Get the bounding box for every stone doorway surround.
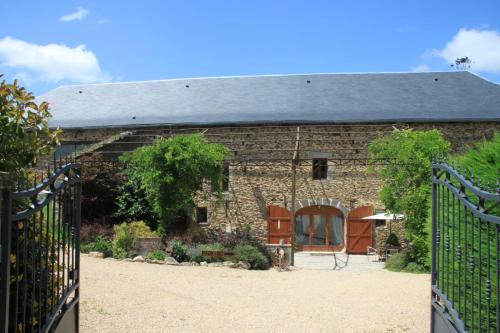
[292,198,349,215]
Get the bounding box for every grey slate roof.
[38,71,500,128]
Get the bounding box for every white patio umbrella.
[362,212,405,234]
[361,213,405,220]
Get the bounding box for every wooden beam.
[290,126,300,266]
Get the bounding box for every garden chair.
[366,246,377,261]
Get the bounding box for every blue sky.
[0,0,499,95]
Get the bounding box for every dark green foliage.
[80,157,121,225]
[0,76,60,174]
[231,245,270,270]
[115,174,158,229]
[119,134,229,233]
[147,249,167,261]
[170,240,189,262]
[385,232,400,247]
[369,129,450,268]
[81,235,112,257]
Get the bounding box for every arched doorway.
[295,205,344,251]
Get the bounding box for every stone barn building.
[38,71,500,255]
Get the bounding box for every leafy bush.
[385,250,429,273]
[385,251,408,272]
[128,220,156,237]
[385,232,400,247]
[147,249,167,261]
[170,240,189,262]
[81,236,112,257]
[232,245,270,270]
[0,76,60,174]
[112,221,156,259]
[115,174,158,230]
[404,262,428,273]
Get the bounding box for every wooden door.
[295,205,344,251]
[346,205,374,254]
[267,205,292,244]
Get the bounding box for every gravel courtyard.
[80,255,430,333]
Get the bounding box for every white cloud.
[411,64,432,72]
[0,36,109,84]
[60,7,89,22]
[426,28,500,73]
[97,17,110,25]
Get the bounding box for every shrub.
[0,75,60,174]
[81,235,112,257]
[404,262,428,273]
[115,174,158,230]
[232,245,270,270]
[112,221,156,259]
[385,232,400,247]
[170,240,189,262]
[205,226,272,264]
[128,220,156,237]
[147,249,167,261]
[385,251,408,272]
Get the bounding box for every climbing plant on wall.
[119,134,229,233]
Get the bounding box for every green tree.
[119,134,229,232]
[369,129,450,268]
[0,76,60,174]
[453,131,499,215]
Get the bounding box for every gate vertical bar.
[0,175,12,333]
[430,165,437,332]
[74,167,82,333]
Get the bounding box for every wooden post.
[290,127,300,266]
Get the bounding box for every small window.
[196,207,208,224]
[375,220,386,228]
[312,158,328,180]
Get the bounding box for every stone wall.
[67,121,499,250]
[134,237,163,256]
[374,220,407,255]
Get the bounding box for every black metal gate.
[0,162,82,333]
[431,162,499,332]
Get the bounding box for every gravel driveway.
[80,255,430,333]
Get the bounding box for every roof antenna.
[450,57,472,71]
